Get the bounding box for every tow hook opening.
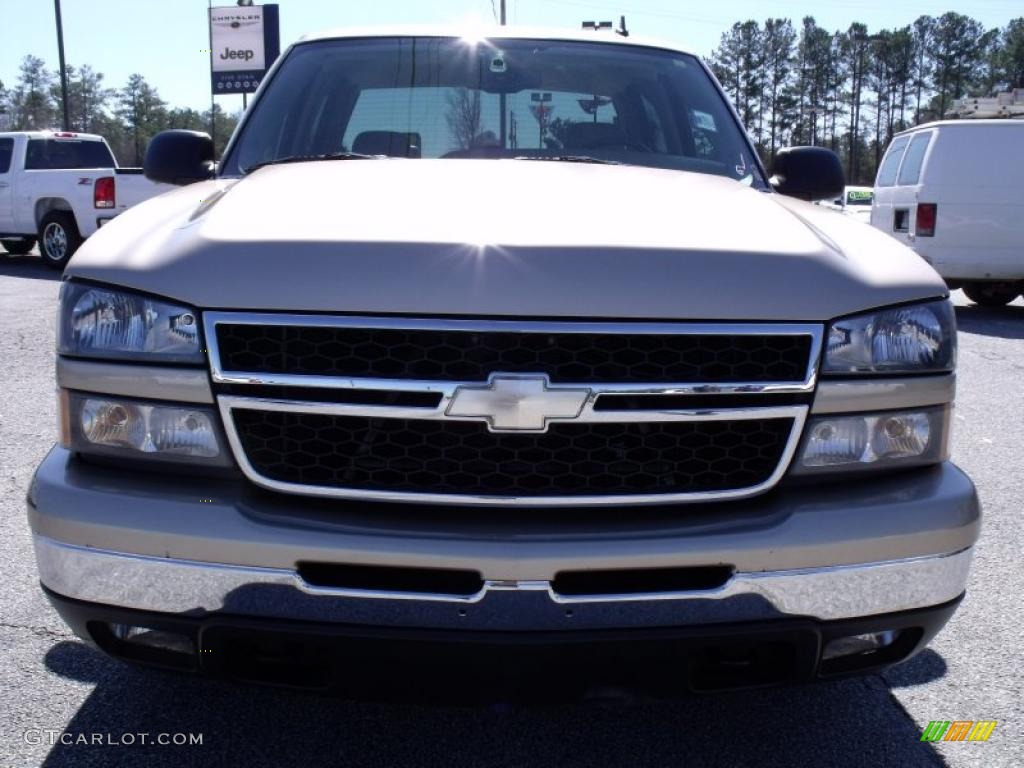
[91,622,198,671]
[819,628,922,676]
[212,634,333,690]
[688,640,803,691]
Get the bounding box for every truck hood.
[68,159,946,321]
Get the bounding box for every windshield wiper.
[513,155,620,165]
[243,151,377,174]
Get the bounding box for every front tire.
[1,238,36,255]
[38,212,82,270]
[963,283,1020,308]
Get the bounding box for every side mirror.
[144,130,215,185]
[770,146,844,202]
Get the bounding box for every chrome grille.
[215,322,813,383]
[232,410,795,497]
[206,313,821,507]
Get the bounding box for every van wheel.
[963,283,1019,308]
[1,238,36,255]
[38,212,82,270]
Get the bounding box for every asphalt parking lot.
[1,251,1021,768]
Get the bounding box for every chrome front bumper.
[29,447,980,633]
[34,535,973,632]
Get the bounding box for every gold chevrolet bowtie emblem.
[446,375,590,432]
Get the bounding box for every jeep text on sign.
[210,6,265,71]
[208,4,280,95]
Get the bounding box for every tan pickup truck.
[29,26,978,693]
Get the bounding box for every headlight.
[58,282,202,363]
[791,406,950,475]
[60,392,231,467]
[823,300,955,375]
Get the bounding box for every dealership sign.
[209,4,280,94]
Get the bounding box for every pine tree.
[842,24,872,181]
[887,27,915,134]
[72,66,112,133]
[929,13,988,118]
[166,107,207,132]
[762,18,797,158]
[10,55,56,130]
[0,78,8,130]
[736,21,764,149]
[711,22,764,148]
[825,32,848,155]
[49,64,77,130]
[867,32,892,171]
[1000,18,1024,88]
[710,24,746,111]
[911,17,934,123]
[203,103,240,158]
[116,74,167,165]
[793,19,833,147]
[791,18,813,145]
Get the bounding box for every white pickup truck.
[0,131,172,268]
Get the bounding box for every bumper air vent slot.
[298,562,484,597]
[552,565,734,597]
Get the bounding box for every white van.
[871,120,1024,306]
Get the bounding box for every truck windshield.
[223,36,764,186]
[25,139,116,170]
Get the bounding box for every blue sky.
[1,0,1020,111]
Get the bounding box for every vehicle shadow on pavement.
[955,305,1024,340]
[0,254,61,281]
[41,640,950,768]
[884,648,947,689]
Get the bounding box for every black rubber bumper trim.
[42,585,963,694]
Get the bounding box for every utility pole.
[238,0,252,112]
[208,0,216,149]
[53,0,70,130]
[499,0,507,147]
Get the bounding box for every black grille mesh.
[215,324,812,383]
[233,410,794,498]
